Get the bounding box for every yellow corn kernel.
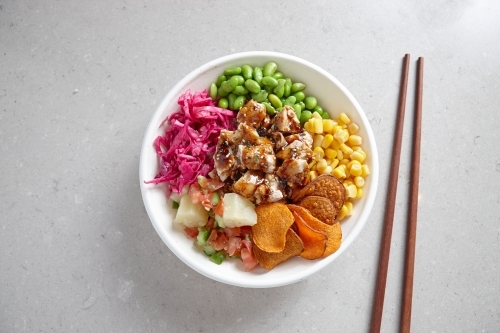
[333,166,346,179]
[345,166,350,178]
[345,202,353,216]
[340,158,350,166]
[350,145,362,151]
[346,184,357,198]
[339,112,351,124]
[313,134,324,148]
[337,149,344,160]
[350,163,362,177]
[343,179,353,186]
[355,187,364,199]
[313,146,325,159]
[347,160,361,170]
[340,143,354,155]
[361,164,371,177]
[316,159,328,173]
[304,121,313,133]
[309,170,318,181]
[308,160,317,169]
[334,129,349,144]
[337,204,348,221]
[330,158,340,169]
[348,122,359,134]
[332,125,343,134]
[325,148,337,159]
[322,119,335,133]
[321,134,334,148]
[354,176,365,188]
[312,111,322,120]
[348,135,363,146]
[329,139,340,150]
[350,151,365,163]
[314,118,323,133]
[320,166,332,175]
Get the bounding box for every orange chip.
[292,174,346,213]
[288,205,342,258]
[252,203,295,253]
[290,209,327,260]
[253,228,304,270]
[299,196,337,225]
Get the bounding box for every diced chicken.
[271,105,302,134]
[275,140,313,161]
[214,130,237,182]
[285,131,313,147]
[271,132,287,151]
[276,158,309,186]
[237,139,276,173]
[232,170,265,200]
[254,173,285,204]
[237,100,267,128]
[232,123,260,145]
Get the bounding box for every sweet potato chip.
[288,205,342,258]
[252,203,295,253]
[299,196,337,225]
[290,209,327,260]
[253,228,304,270]
[291,174,346,213]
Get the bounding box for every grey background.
[1,1,499,332]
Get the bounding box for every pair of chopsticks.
[370,54,424,333]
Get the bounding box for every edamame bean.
[231,75,245,85]
[218,85,229,97]
[304,96,318,110]
[300,110,312,124]
[291,82,306,93]
[292,104,302,119]
[313,105,323,113]
[284,78,292,97]
[242,65,253,80]
[228,93,237,110]
[251,90,268,103]
[268,94,282,109]
[233,85,249,96]
[224,67,242,76]
[262,102,276,116]
[320,110,330,119]
[284,96,297,106]
[274,79,286,98]
[233,96,246,110]
[261,76,278,87]
[216,75,227,87]
[221,76,238,92]
[299,101,305,110]
[272,72,283,79]
[210,83,218,100]
[218,98,229,109]
[253,67,263,84]
[293,91,305,102]
[263,61,278,77]
[244,79,261,94]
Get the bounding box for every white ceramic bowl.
[139,51,379,288]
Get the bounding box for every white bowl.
[139,51,379,288]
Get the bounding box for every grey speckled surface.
[1,1,500,332]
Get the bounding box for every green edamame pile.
[209,61,330,126]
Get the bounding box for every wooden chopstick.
[400,57,424,333]
[369,54,411,333]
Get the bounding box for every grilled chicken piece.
[237,138,276,173]
[275,140,313,161]
[276,158,309,186]
[272,106,302,134]
[214,130,237,181]
[284,131,313,147]
[232,170,265,200]
[232,123,260,145]
[237,100,267,128]
[271,132,287,151]
[254,173,285,204]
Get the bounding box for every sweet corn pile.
[304,112,370,221]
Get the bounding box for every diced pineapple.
[173,195,209,228]
[222,193,257,227]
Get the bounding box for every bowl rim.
[139,51,379,288]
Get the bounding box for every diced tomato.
[183,227,199,238]
[213,200,224,217]
[188,182,213,209]
[226,236,242,256]
[205,217,215,229]
[207,229,218,244]
[241,247,258,271]
[210,232,229,251]
[223,227,241,237]
[240,226,252,237]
